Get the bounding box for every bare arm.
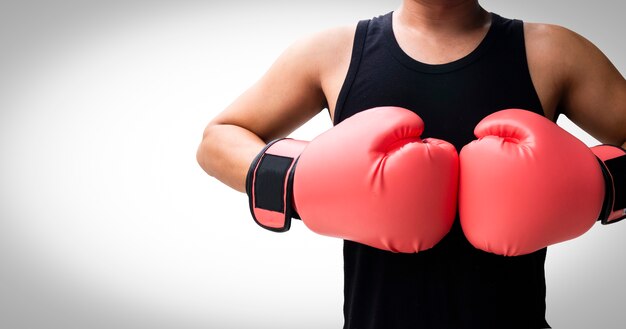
[529,24,626,148]
[196,27,355,192]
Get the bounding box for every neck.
[396,0,488,33]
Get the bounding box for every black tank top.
[335,12,551,329]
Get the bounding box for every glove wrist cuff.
[593,144,626,224]
[246,138,307,232]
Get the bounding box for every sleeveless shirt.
[335,12,551,329]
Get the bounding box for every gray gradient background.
[1,0,625,328]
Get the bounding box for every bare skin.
[196,0,626,193]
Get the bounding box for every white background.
[1,1,625,328]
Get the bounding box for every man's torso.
[316,12,555,329]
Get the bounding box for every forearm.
[196,124,265,193]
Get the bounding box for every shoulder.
[523,22,582,44]
[522,22,607,112]
[524,23,582,63]
[280,25,357,78]
[523,21,626,145]
[269,24,357,113]
[523,22,604,75]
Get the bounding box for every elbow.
[195,120,264,192]
[196,123,219,177]
[195,145,212,177]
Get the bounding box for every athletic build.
[197,1,626,328]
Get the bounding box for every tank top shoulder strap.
[493,15,545,117]
[334,18,371,126]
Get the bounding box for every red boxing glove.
[247,107,459,253]
[459,109,625,256]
